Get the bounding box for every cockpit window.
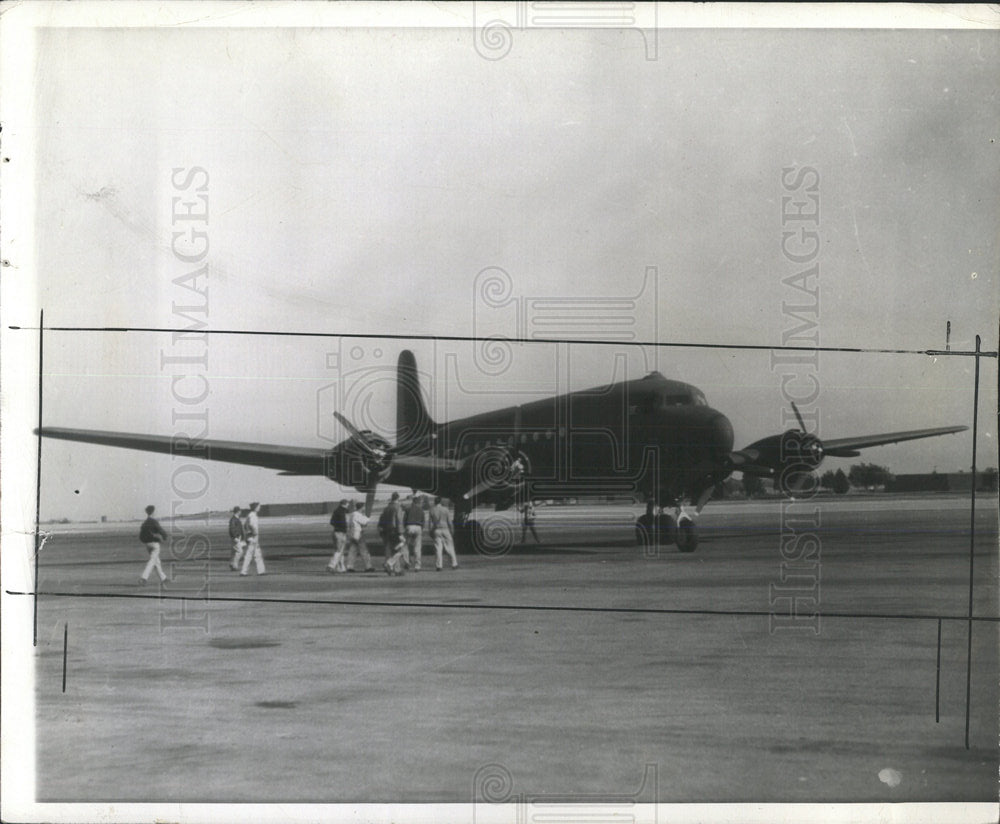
[633,387,707,411]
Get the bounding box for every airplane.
[37,349,967,553]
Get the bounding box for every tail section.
[396,350,435,454]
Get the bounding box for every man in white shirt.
[239,501,266,576]
[429,496,458,571]
[345,500,374,572]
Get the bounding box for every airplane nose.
[711,412,734,457]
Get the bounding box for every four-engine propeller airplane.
[38,349,967,553]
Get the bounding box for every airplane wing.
[36,427,330,475]
[36,426,470,495]
[820,425,968,457]
[730,424,968,475]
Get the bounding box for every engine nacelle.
[742,429,825,473]
[327,431,394,490]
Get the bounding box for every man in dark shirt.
[378,492,406,574]
[327,499,349,573]
[403,495,428,571]
[228,506,246,571]
[139,504,169,585]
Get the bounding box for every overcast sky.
[14,24,999,520]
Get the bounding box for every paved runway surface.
[30,495,998,802]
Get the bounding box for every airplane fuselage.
[399,371,734,509]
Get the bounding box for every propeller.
[462,447,529,501]
[333,412,393,515]
[790,400,807,433]
[790,401,824,466]
[729,402,825,492]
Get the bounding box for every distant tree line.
[735,463,895,498]
[820,468,851,494]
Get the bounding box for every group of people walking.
[328,492,458,576]
[228,502,265,576]
[325,499,374,573]
[138,492,540,585]
[138,502,266,585]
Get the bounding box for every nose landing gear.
[675,507,698,553]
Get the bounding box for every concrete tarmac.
[30,495,998,802]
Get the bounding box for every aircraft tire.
[676,519,698,552]
[656,514,677,546]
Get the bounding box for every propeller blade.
[333,412,378,457]
[365,487,376,517]
[463,478,492,500]
[333,411,363,439]
[791,401,807,433]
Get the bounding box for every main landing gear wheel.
[657,513,677,546]
[676,518,698,553]
[635,513,679,550]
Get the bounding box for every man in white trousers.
[138,504,169,585]
[240,501,266,576]
[429,496,458,571]
[345,500,374,572]
[402,495,428,572]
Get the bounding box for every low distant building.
[258,501,335,517]
[885,471,997,493]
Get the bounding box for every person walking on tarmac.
[429,496,458,571]
[327,499,349,573]
[138,505,169,585]
[403,495,428,572]
[228,506,246,571]
[379,492,406,574]
[345,500,374,572]
[239,502,266,576]
[521,500,541,544]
